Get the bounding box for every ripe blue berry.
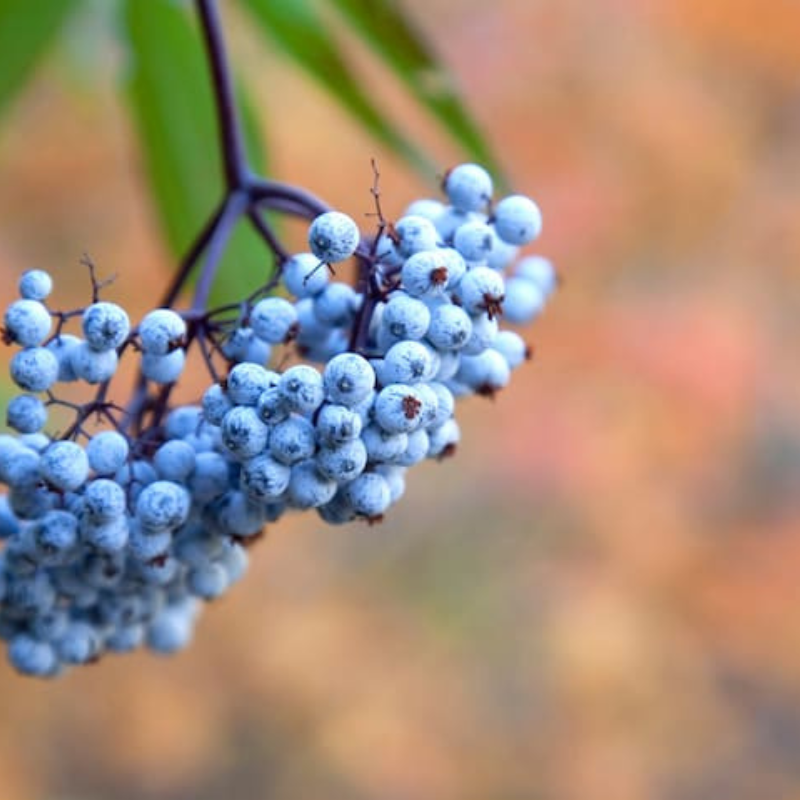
[308,211,360,263]
[426,303,473,351]
[40,441,89,492]
[135,480,190,532]
[453,221,495,262]
[443,163,493,212]
[502,277,545,324]
[344,472,392,518]
[374,384,424,434]
[278,364,325,415]
[323,353,376,406]
[10,347,59,392]
[221,406,269,460]
[282,252,330,297]
[227,363,273,406]
[18,269,53,301]
[86,431,129,475]
[4,299,52,347]
[6,394,47,433]
[394,215,439,257]
[82,302,131,350]
[250,297,298,344]
[381,293,431,341]
[269,414,316,465]
[515,255,557,297]
[69,341,118,384]
[141,349,186,384]
[138,308,186,354]
[493,194,542,245]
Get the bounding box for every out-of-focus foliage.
[0,0,492,290]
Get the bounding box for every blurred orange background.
[1,1,800,798]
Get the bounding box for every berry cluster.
[0,164,556,677]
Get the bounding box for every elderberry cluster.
[0,163,556,677]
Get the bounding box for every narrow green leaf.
[0,0,82,119]
[238,0,436,176]
[123,0,270,305]
[327,0,506,184]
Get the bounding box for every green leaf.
[238,0,436,176]
[123,0,269,305]
[0,0,82,119]
[327,0,506,185]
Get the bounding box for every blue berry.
[227,363,273,406]
[221,406,269,460]
[86,431,129,475]
[241,453,291,500]
[69,341,118,384]
[147,606,195,654]
[374,384,424,434]
[426,303,473,351]
[8,634,58,677]
[308,211,360,263]
[344,472,391,518]
[135,480,190,532]
[141,349,185,384]
[255,385,290,426]
[401,251,450,298]
[188,452,230,503]
[138,308,186,354]
[250,297,298,343]
[154,440,196,482]
[4,299,51,347]
[187,563,228,599]
[40,441,89,492]
[82,478,127,521]
[269,414,316,465]
[33,509,79,564]
[458,349,512,393]
[453,221,495,262]
[381,293,431,341]
[57,621,101,664]
[10,346,59,392]
[502,277,545,324]
[315,403,362,445]
[18,269,53,301]
[82,302,131,350]
[165,406,204,439]
[455,266,505,318]
[492,331,530,369]
[315,438,368,483]
[282,252,330,297]
[202,383,233,425]
[6,394,47,433]
[443,163,493,212]
[461,313,498,356]
[394,215,439,257]
[515,255,557,297]
[279,364,325,415]
[222,326,272,365]
[313,282,359,327]
[381,340,436,384]
[46,334,81,382]
[361,424,408,463]
[404,198,445,221]
[286,460,336,509]
[323,353,375,406]
[493,194,542,245]
[427,418,460,458]
[81,516,129,552]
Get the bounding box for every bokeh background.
[2,1,800,798]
